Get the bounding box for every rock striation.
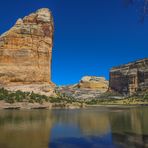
[56,76,109,99]
[0,8,54,85]
[78,76,108,90]
[109,58,148,95]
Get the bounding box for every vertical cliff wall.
[0,8,54,84]
[109,58,148,95]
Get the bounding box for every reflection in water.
[0,107,147,148]
[0,110,54,148]
[111,108,148,148]
[49,110,114,148]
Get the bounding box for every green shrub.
[29,99,34,103]
[0,88,86,105]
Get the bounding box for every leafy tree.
[124,0,148,22]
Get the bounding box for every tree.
[124,0,148,22]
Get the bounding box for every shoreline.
[0,100,84,110]
[86,104,148,108]
[0,100,148,110]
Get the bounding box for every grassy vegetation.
[85,91,148,105]
[54,90,148,105]
[0,88,83,106]
[0,88,51,104]
[86,98,117,105]
[0,87,147,106]
[54,91,84,107]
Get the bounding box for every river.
[0,106,147,148]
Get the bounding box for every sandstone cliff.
[0,8,54,85]
[109,58,148,95]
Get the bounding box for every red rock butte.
[0,8,54,85]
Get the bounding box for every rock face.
[0,8,54,85]
[56,76,109,99]
[78,76,108,90]
[109,58,148,95]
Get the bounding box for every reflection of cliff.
[0,111,54,148]
[110,107,148,147]
[131,109,143,134]
[78,111,110,135]
[110,107,148,135]
[52,109,111,136]
[0,108,147,148]
[0,109,112,148]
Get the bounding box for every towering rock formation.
[0,8,54,85]
[109,58,148,95]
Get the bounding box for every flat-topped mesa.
[0,8,54,85]
[109,58,148,95]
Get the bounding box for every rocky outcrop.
[0,8,54,85]
[109,58,148,95]
[56,76,109,99]
[78,76,108,90]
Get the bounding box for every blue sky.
[0,0,147,85]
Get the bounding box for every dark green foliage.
[86,99,97,105]
[30,92,49,104]
[0,88,82,105]
[28,99,34,103]
[0,87,147,105]
[49,97,62,103]
[129,90,148,101]
[0,88,50,104]
[0,88,9,100]
[143,92,148,100]
[54,91,76,103]
[99,91,123,99]
[5,97,15,104]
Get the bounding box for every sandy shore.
[0,100,83,110]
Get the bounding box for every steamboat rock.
[0,8,54,85]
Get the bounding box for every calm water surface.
[0,106,148,148]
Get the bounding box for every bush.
[86,99,98,105]
[0,88,86,105]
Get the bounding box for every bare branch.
[123,0,148,22]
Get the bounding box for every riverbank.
[0,88,147,110]
[0,100,84,110]
[85,98,148,106]
[0,88,84,109]
[0,99,147,110]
